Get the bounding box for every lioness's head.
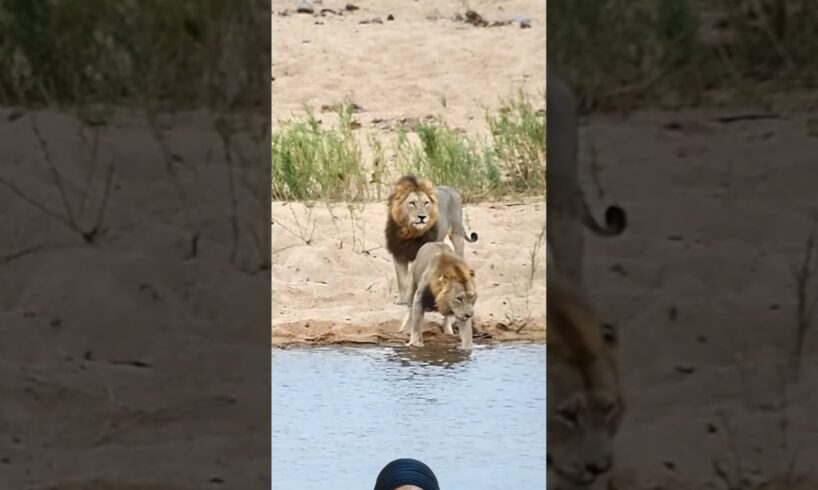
[547,272,624,490]
[388,175,439,238]
[431,254,476,321]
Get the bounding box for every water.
[272,343,546,490]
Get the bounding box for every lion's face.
[444,279,477,321]
[547,272,624,490]
[547,336,623,490]
[400,191,436,231]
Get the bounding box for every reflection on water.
[272,343,546,490]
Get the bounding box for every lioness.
[547,67,627,286]
[399,242,477,350]
[386,175,478,305]
[547,264,624,490]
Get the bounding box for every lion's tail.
[459,225,478,243]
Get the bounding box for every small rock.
[673,365,696,374]
[463,10,487,27]
[387,14,395,21]
[345,3,359,11]
[513,15,532,29]
[296,1,314,14]
[359,17,383,24]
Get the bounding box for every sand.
[271,199,546,347]
[580,108,818,489]
[0,109,270,488]
[271,0,547,349]
[271,0,546,134]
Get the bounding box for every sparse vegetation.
[549,0,818,109]
[271,95,545,203]
[487,91,546,193]
[0,0,267,109]
[395,119,502,200]
[271,106,368,202]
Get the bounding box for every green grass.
[271,105,368,202]
[549,0,818,109]
[395,118,502,201]
[272,95,545,203]
[487,91,545,193]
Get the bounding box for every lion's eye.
[409,201,416,207]
[454,296,463,303]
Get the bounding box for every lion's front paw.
[407,337,424,348]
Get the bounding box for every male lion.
[547,264,625,490]
[399,242,477,350]
[547,67,627,286]
[385,175,477,305]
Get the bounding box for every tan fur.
[547,267,624,490]
[388,176,439,240]
[385,175,478,305]
[429,253,475,315]
[400,242,477,350]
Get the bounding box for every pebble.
[513,15,532,29]
[359,17,383,25]
[296,1,314,14]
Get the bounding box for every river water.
[272,343,546,489]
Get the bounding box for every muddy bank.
[271,317,545,347]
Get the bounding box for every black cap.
[373,458,441,490]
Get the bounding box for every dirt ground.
[271,200,546,347]
[581,108,818,489]
[0,106,270,488]
[271,0,545,133]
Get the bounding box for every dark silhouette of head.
[374,458,441,490]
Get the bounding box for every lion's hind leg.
[399,308,411,333]
[449,231,466,258]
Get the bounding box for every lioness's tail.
[583,201,627,237]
